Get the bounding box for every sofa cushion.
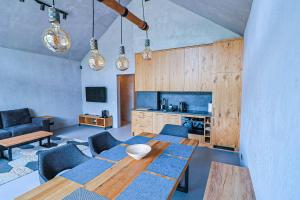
[4,123,41,137]
[1,108,32,128]
[0,129,12,140]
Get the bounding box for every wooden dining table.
[16,133,198,200]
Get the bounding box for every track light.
[40,4,45,11]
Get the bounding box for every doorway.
[117,74,135,127]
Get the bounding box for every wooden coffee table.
[0,131,53,161]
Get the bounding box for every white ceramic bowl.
[126,144,152,160]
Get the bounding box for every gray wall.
[240,0,300,199]
[81,0,239,127]
[0,47,82,130]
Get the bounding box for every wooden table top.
[16,133,198,200]
[204,161,256,200]
[0,131,53,148]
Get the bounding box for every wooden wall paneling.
[168,48,185,91]
[213,73,242,119]
[184,47,200,91]
[213,39,243,73]
[154,51,170,91]
[198,45,214,91]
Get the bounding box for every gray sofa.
[0,108,50,140]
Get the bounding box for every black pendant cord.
[119,0,123,45]
[92,0,95,38]
[52,0,55,6]
[141,0,148,39]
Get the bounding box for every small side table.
[39,116,55,127]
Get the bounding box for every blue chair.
[159,124,189,138]
[88,132,121,157]
[38,143,90,184]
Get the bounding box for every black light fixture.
[141,0,152,60]
[115,0,129,71]
[88,0,106,71]
[19,0,69,20]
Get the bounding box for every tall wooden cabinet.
[134,38,243,150]
[212,39,243,149]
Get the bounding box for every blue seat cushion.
[4,123,41,136]
[0,129,12,140]
[1,108,32,128]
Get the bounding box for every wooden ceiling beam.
[98,0,149,31]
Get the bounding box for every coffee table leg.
[39,139,42,146]
[8,148,12,161]
[177,165,189,193]
[47,137,50,147]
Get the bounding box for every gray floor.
[0,125,240,200]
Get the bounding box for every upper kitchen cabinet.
[213,38,243,73]
[168,48,185,91]
[135,54,156,91]
[154,51,170,91]
[184,46,200,91]
[198,44,214,91]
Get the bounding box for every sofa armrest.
[32,118,50,131]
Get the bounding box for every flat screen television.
[86,87,107,102]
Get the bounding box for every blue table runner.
[61,158,113,185]
[116,172,175,200]
[163,143,194,158]
[98,145,128,162]
[152,135,183,144]
[124,136,152,145]
[147,154,188,179]
[63,188,108,200]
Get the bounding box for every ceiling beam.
[98,0,149,31]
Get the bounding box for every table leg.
[39,139,42,146]
[47,137,50,147]
[0,150,3,158]
[177,165,189,193]
[8,148,12,161]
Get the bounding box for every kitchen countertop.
[134,109,212,117]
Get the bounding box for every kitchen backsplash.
[136,91,212,112]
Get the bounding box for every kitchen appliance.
[160,98,168,110]
[102,110,109,118]
[178,102,187,112]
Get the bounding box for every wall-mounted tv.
[86,87,107,103]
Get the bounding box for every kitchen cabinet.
[154,51,170,91]
[213,38,243,73]
[134,54,155,91]
[211,117,240,149]
[152,112,181,133]
[168,48,185,91]
[184,47,199,91]
[132,111,153,136]
[198,44,214,91]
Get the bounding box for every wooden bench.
[0,131,53,161]
[204,161,256,200]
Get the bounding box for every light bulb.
[142,39,152,60]
[89,38,105,71]
[116,46,129,71]
[43,7,71,53]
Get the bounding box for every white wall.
[81,0,239,127]
[0,47,82,130]
[240,0,300,199]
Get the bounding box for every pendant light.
[89,0,105,71]
[116,0,129,71]
[141,0,152,60]
[42,0,71,53]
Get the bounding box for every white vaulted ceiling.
[0,0,252,60]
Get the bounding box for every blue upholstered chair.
[88,132,121,157]
[38,143,90,184]
[159,124,189,138]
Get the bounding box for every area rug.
[0,136,89,186]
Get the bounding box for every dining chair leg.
[177,165,189,193]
